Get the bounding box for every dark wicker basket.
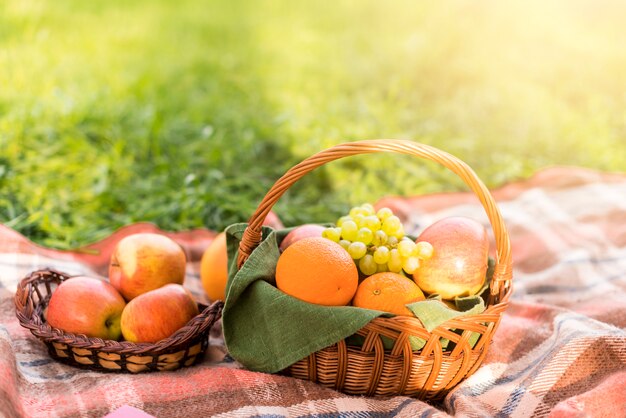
[15,269,223,373]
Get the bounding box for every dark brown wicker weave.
[237,139,513,400]
[15,269,223,373]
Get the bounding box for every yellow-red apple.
[46,276,126,340]
[413,217,489,299]
[109,233,186,301]
[279,224,326,252]
[200,232,228,301]
[120,284,199,343]
[199,213,283,302]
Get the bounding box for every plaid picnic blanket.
[1,167,625,417]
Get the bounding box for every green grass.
[1,0,626,248]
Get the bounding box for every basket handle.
[237,139,513,300]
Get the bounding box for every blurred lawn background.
[1,0,625,249]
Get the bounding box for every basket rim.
[14,268,224,356]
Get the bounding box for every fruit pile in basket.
[201,203,491,316]
[272,204,490,314]
[46,234,199,343]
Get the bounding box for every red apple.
[279,224,326,252]
[46,276,126,340]
[120,284,199,343]
[109,233,186,301]
[412,217,489,299]
[264,210,284,229]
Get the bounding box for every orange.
[200,232,228,301]
[353,272,425,316]
[276,237,358,306]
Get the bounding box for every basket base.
[285,343,483,400]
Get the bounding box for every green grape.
[376,262,389,272]
[356,227,374,245]
[347,242,367,259]
[397,240,416,258]
[388,249,403,272]
[372,230,388,246]
[336,216,352,227]
[339,239,351,251]
[391,224,405,239]
[322,227,341,242]
[359,254,378,276]
[376,207,393,221]
[414,241,434,259]
[402,256,420,274]
[349,207,368,218]
[363,215,381,231]
[382,215,402,236]
[373,246,390,264]
[353,214,366,228]
[360,203,375,215]
[341,220,358,241]
[387,236,399,247]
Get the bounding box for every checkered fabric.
[1,167,625,417]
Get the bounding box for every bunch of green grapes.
[322,204,434,276]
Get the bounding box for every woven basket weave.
[15,269,224,373]
[236,139,513,400]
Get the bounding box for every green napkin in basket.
[222,223,487,374]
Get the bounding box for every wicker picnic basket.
[15,269,224,373]
[236,139,513,400]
